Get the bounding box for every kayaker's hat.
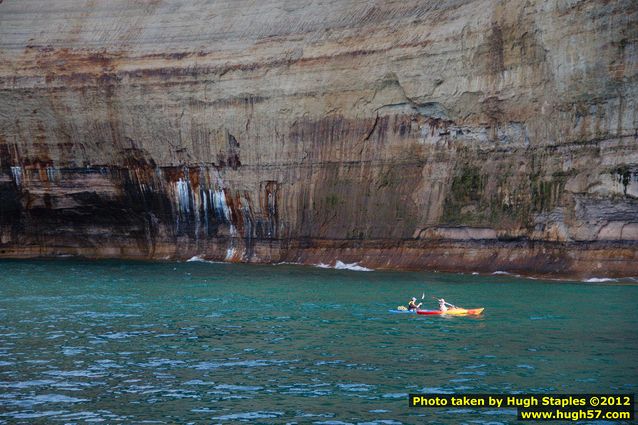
[412,297,416,301]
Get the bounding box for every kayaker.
[438,298,448,312]
[408,297,422,311]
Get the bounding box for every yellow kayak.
[417,308,484,316]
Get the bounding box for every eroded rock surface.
[0,0,637,277]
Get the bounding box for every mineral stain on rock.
[0,0,636,277]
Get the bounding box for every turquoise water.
[0,260,636,424]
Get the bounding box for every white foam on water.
[583,277,617,283]
[314,261,373,271]
[186,255,223,264]
[334,261,373,271]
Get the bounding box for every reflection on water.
[0,260,636,424]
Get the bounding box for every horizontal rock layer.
[0,0,637,277]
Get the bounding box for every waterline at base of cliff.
[1,238,636,280]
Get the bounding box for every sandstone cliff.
[0,0,636,277]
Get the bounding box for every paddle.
[409,294,424,310]
[431,296,460,309]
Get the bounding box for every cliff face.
[0,0,637,277]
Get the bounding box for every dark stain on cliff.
[121,168,173,232]
[0,184,22,236]
[482,96,503,137]
[227,133,241,170]
[612,165,635,196]
[259,181,279,239]
[487,23,505,75]
[442,164,486,225]
[363,114,380,141]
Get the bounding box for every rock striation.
[0,0,637,277]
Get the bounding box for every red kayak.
[417,308,484,316]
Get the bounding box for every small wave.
[274,261,303,266]
[0,379,56,389]
[191,408,216,413]
[1,410,66,419]
[445,408,475,414]
[186,255,224,264]
[187,255,205,262]
[75,311,141,319]
[193,359,292,370]
[43,370,105,378]
[314,421,354,425]
[482,408,517,416]
[337,383,374,392]
[335,261,373,271]
[184,379,216,386]
[382,392,408,399]
[28,394,89,404]
[457,371,487,376]
[315,360,344,366]
[492,271,520,276]
[315,261,373,272]
[529,315,562,321]
[418,386,454,394]
[138,358,185,368]
[97,331,152,340]
[57,411,125,422]
[61,347,84,356]
[492,270,532,279]
[583,277,618,283]
[215,384,263,391]
[211,411,284,421]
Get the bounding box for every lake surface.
[0,260,636,424]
